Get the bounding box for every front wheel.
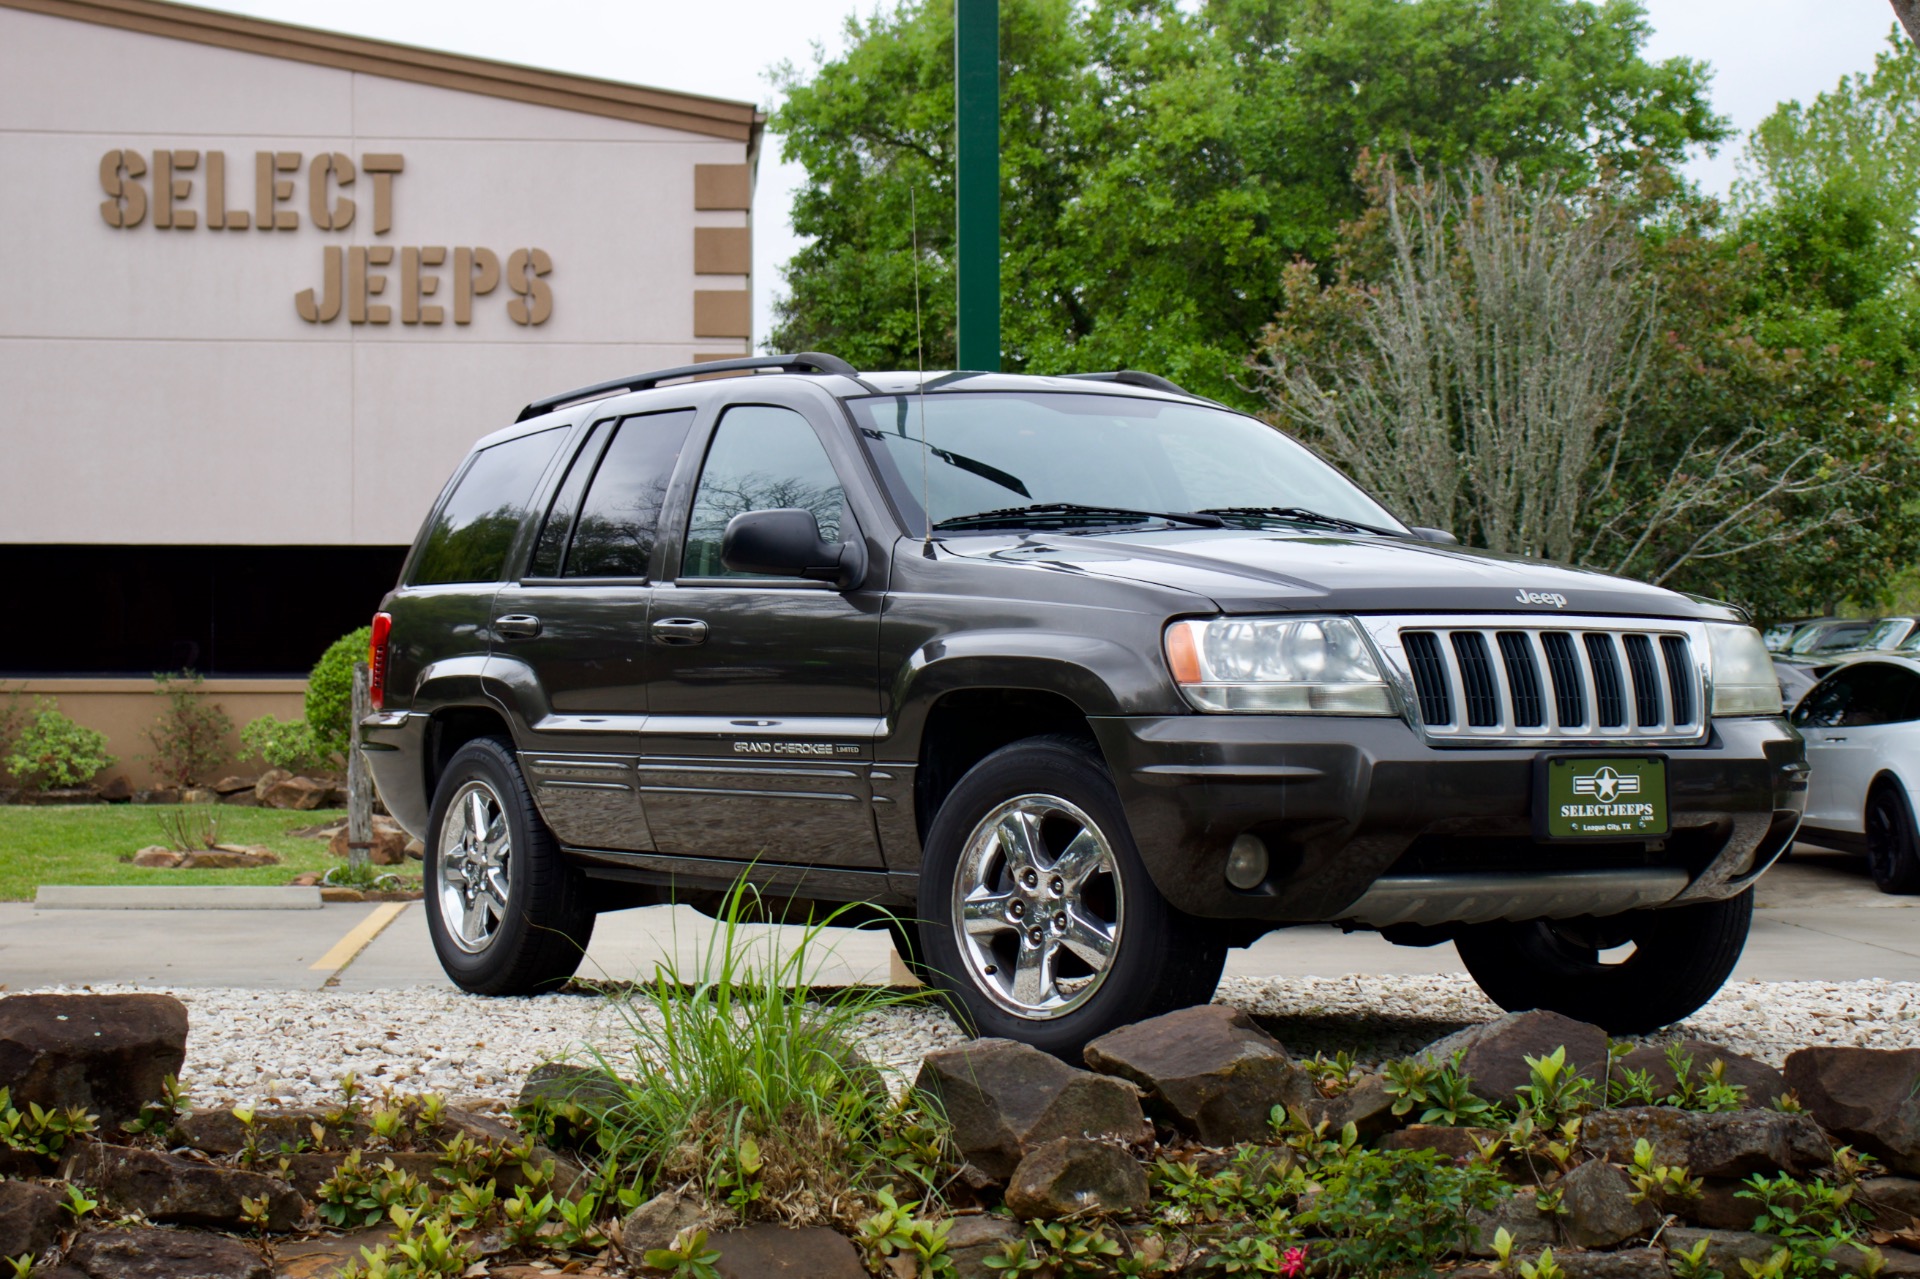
[1865,781,1920,894]
[1454,891,1753,1034]
[915,736,1226,1058]
[425,737,594,995]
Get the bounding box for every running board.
[1340,869,1690,929]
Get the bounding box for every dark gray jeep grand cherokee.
[363,352,1806,1055]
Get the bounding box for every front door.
[641,403,885,868]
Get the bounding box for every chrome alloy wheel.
[438,780,512,954]
[951,794,1125,1020]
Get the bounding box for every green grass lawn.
[0,805,351,900]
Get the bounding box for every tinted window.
[564,410,697,578]
[1794,663,1920,727]
[681,406,846,578]
[525,422,608,578]
[410,428,565,585]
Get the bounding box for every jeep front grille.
[1360,616,1710,746]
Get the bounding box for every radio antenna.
[911,187,934,556]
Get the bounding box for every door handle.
[1826,736,1848,743]
[494,613,542,639]
[651,617,709,646]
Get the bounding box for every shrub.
[145,670,234,788]
[0,683,28,786]
[5,700,115,790]
[241,715,329,774]
[307,627,371,759]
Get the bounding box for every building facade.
[0,0,761,781]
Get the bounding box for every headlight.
[1164,616,1395,714]
[1706,623,1783,717]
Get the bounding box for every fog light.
[1225,834,1269,890]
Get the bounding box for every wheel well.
[425,706,513,798]
[1869,771,1905,798]
[915,689,1097,840]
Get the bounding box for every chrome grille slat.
[1369,615,1708,748]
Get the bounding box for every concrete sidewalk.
[2,847,1914,993]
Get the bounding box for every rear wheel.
[915,736,1226,1058]
[425,737,594,994]
[1865,781,1920,895]
[1454,891,1752,1033]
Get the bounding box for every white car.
[1792,656,1920,893]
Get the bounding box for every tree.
[769,0,1724,402]
[1891,0,1919,45]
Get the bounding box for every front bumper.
[1090,713,1806,925]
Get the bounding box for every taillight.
[368,612,393,710]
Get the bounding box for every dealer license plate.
[1540,756,1669,839]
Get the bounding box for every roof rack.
[515,352,857,422]
[1061,370,1200,398]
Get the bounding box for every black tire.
[915,735,1226,1058]
[424,737,595,995]
[1454,891,1753,1034]
[1865,780,1920,895]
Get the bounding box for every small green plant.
[854,1188,954,1277]
[321,861,405,891]
[313,1151,431,1228]
[123,1074,192,1139]
[1512,1047,1596,1125]
[0,1087,98,1157]
[552,1190,607,1251]
[241,714,330,774]
[1301,1050,1361,1095]
[60,1184,97,1221]
[1383,1051,1500,1126]
[500,1187,556,1250]
[644,1226,724,1279]
[1668,1234,1727,1279]
[1664,1045,1749,1112]
[238,1193,271,1233]
[5,699,114,790]
[307,628,372,759]
[144,670,233,788]
[155,804,221,852]
[6,1255,38,1279]
[1737,1170,1879,1276]
[1625,1136,1702,1205]
[1293,1141,1509,1274]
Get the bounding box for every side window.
[681,406,848,579]
[564,410,697,579]
[1794,673,1854,728]
[409,427,566,586]
[525,422,608,578]
[1833,663,1920,727]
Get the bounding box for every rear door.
[1804,663,1920,834]
[640,400,886,868]
[489,408,698,850]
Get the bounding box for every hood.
[944,527,1736,621]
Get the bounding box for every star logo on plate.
[1572,765,1639,803]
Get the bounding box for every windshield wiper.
[1198,506,1394,536]
[933,502,1227,531]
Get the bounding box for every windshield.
[847,392,1407,534]
[1864,618,1912,649]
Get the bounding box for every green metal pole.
[954,0,1000,372]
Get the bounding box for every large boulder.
[327,817,410,867]
[1613,1041,1788,1108]
[1862,1176,1920,1229]
[1557,1158,1658,1249]
[1784,1047,1920,1175]
[0,993,188,1128]
[1381,1124,1503,1161]
[1465,1187,1558,1258]
[1417,1011,1609,1108]
[1083,1005,1313,1146]
[0,1180,65,1262]
[65,1143,306,1231]
[1299,1072,1400,1141]
[1581,1107,1832,1179]
[711,1225,867,1278]
[65,1227,272,1279]
[1004,1137,1151,1220]
[257,775,335,811]
[170,1108,366,1158]
[914,1039,1149,1182]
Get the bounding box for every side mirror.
[1410,526,1459,545]
[721,508,868,590]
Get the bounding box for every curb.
[34,885,325,910]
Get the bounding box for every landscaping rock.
[253,770,292,801]
[22,787,103,805]
[1466,1186,1558,1258]
[1083,1004,1312,1146]
[404,837,424,861]
[281,1150,439,1198]
[99,775,133,802]
[65,1143,306,1231]
[178,847,280,870]
[1661,1227,1776,1272]
[1557,1158,1658,1248]
[1554,1248,1670,1279]
[915,1038,1150,1182]
[1301,1071,1399,1140]
[516,1062,628,1115]
[1417,1010,1609,1107]
[1581,1107,1832,1178]
[615,1189,712,1267]
[220,790,259,808]
[328,817,409,866]
[211,776,257,796]
[1004,1137,1150,1220]
[1615,1040,1788,1106]
[134,788,181,805]
[180,788,219,805]
[0,1180,65,1262]
[711,1224,867,1277]
[170,1107,365,1157]
[259,775,332,811]
[1863,1176,1920,1228]
[0,1148,48,1179]
[1380,1124,1502,1161]
[946,1215,1025,1278]
[1688,1177,1762,1230]
[133,847,184,867]
[0,992,188,1127]
[65,1227,271,1279]
[1784,1047,1920,1174]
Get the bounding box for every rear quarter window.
[409,427,567,586]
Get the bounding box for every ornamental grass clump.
[533,881,949,1231]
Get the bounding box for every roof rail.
[1061,369,1200,398]
[515,352,857,422]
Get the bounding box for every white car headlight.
[1165,616,1395,714]
[1706,623,1783,717]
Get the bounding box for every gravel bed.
[16,977,1920,1110]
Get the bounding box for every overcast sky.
[197,0,1906,347]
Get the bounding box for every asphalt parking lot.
[1,846,1914,993]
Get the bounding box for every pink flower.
[1280,1245,1308,1277]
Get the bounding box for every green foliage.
[314,1150,433,1228]
[122,1074,192,1140]
[984,1222,1126,1276]
[1735,1170,1880,1277]
[60,1183,97,1222]
[241,715,329,774]
[1513,1048,1596,1127]
[6,1256,39,1279]
[854,1188,954,1277]
[1624,1136,1702,1205]
[770,0,1721,404]
[143,670,233,788]
[1383,1052,1500,1126]
[643,1226,723,1279]
[306,627,371,760]
[0,1086,98,1156]
[1669,1234,1728,1279]
[1294,1141,1510,1275]
[4,700,113,791]
[0,683,29,787]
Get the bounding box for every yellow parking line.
[310,902,408,972]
